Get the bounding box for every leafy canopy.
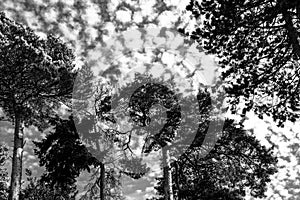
[185,0,300,126]
[33,116,100,198]
[148,119,278,200]
[0,12,76,128]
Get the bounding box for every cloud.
[145,187,154,193]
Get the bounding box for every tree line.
[1,0,300,199]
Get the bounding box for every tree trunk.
[162,148,174,200]
[100,163,105,200]
[174,162,181,200]
[9,117,24,200]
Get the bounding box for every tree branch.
[282,9,300,59]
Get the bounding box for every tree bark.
[174,162,181,200]
[9,117,24,200]
[100,163,105,200]
[162,148,174,200]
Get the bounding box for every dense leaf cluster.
[185,0,300,126]
[128,83,181,153]
[33,116,100,198]
[21,170,76,200]
[0,12,76,128]
[146,88,277,200]
[148,119,277,200]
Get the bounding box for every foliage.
[128,82,181,154]
[33,116,100,199]
[145,88,277,200]
[0,12,76,128]
[185,0,300,126]
[79,168,126,200]
[34,114,149,199]
[20,169,76,200]
[148,119,278,200]
[0,12,76,199]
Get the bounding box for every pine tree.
[185,0,300,126]
[33,116,100,199]
[0,13,76,200]
[148,119,277,200]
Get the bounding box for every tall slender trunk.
[100,163,105,200]
[162,148,174,200]
[93,121,105,200]
[174,162,181,200]
[9,117,24,200]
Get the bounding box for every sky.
[1,0,300,199]
[72,26,219,199]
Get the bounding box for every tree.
[0,145,9,200]
[0,13,76,200]
[94,70,218,200]
[33,116,100,199]
[144,88,277,200]
[185,0,300,126]
[34,113,148,200]
[79,167,126,200]
[34,115,127,200]
[20,169,76,200]
[127,82,181,200]
[148,119,278,200]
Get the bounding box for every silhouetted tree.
[128,82,181,200]
[33,116,100,199]
[79,168,126,200]
[73,65,151,200]
[20,169,75,200]
[96,73,212,200]
[185,0,300,126]
[34,114,148,200]
[144,87,277,200]
[148,119,277,200]
[0,13,76,200]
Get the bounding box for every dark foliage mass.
[0,12,76,128]
[21,169,76,200]
[0,12,76,200]
[95,72,278,199]
[33,114,149,199]
[0,1,286,199]
[185,0,300,126]
[148,119,277,200]
[33,116,100,198]
[128,83,181,154]
[144,87,278,200]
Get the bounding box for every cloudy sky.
[1,0,300,199]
